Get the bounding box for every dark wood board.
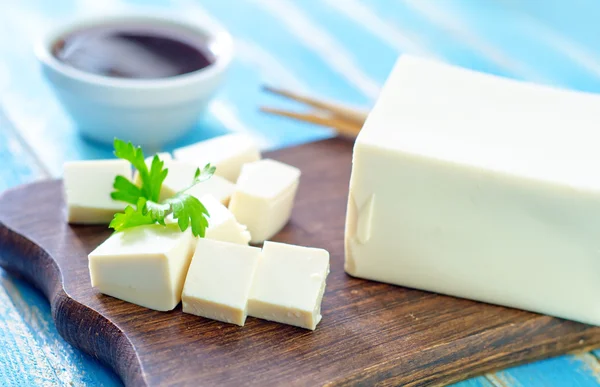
[1,138,599,387]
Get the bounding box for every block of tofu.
[187,175,235,206]
[88,224,194,311]
[63,159,131,224]
[173,133,261,182]
[345,54,600,326]
[248,241,329,330]
[201,195,251,244]
[182,238,261,326]
[229,159,300,243]
[145,152,172,163]
[136,159,234,204]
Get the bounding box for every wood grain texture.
[0,99,122,387]
[1,138,600,387]
[4,1,600,386]
[0,271,123,387]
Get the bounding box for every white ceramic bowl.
[35,12,233,147]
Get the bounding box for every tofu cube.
[88,224,194,311]
[63,159,131,224]
[202,195,251,245]
[346,55,600,326]
[158,160,197,199]
[187,175,235,206]
[174,133,261,182]
[145,152,173,163]
[229,159,300,243]
[136,159,235,205]
[182,238,262,326]
[248,241,330,330]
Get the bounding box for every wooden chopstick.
[261,86,369,137]
[260,106,362,138]
[263,86,368,126]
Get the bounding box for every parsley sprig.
[108,139,215,237]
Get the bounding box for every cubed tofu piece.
[145,152,173,163]
[346,55,600,326]
[135,159,195,201]
[88,224,194,311]
[136,159,234,204]
[64,159,131,224]
[187,176,235,206]
[182,238,262,326]
[229,159,300,243]
[202,195,251,245]
[248,241,329,330]
[173,134,261,182]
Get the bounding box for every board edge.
[0,180,147,387]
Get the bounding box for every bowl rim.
[35,11,234,90]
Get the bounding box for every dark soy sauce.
[52,22,216,79]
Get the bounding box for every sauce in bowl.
[51,22,216,79]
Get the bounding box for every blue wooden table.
[2,0,600,385]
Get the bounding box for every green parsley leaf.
[164,193,210,238]
[145,200,170,226]
[175,163,216,194]
[112,139,167,203]
[109,198,154,231]
[147,155,169,202]
[109,139,213,237]
[194,163,217,184]
[110,176,143,205]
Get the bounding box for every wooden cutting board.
[0,138,599,387]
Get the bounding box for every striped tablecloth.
[1,0,600,386]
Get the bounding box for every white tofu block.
[160,159,236,204]
[63,159,131,224]
[173,133,261,182]
[229,159,301,243]
[201,195,251,245]
[186,175,235,206]
[88,224,194,311]
[346,54,600,326]
[182,238,261,325]
[248,241,329,330]
[136,159,234,204]
[145,152,172,163]
[135,159,195,201]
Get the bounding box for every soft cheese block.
[229,159,301,243]
[174,133,261,182]
[64,159,131,224]
[248,241,329,330]
[345,55,600,326]
[88,224,194,311]
[202,195,251,245]
[182,238,261,326]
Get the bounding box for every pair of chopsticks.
[260,86,369,138]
